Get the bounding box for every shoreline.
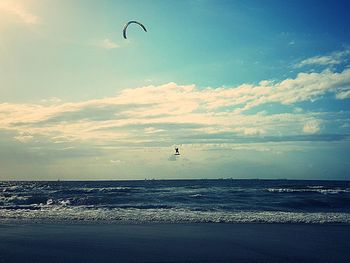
[1,221,350,263]
[1,218,350,226]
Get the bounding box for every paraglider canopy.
[123,20,147,39]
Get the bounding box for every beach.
[1,222,349,263]
[1,180,350,262]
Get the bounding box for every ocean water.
[1,179,350,224]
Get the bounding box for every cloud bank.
[1,68,349,147]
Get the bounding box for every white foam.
[190,194,205,198]
[0,206,349,224]
[59,200,71,206]
[266,188,350,194]
[2,185,22,192]
[307,185,324,189]
[0,195,30,203]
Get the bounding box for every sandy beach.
[0,222,349,263]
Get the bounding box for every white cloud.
[110,159,122,165]
[0,67,349,145]
[293,107,303,113]
[303,120,321,134]
[0,1,39,25]
[40,97,62,104]
[295,48,350,68]
[13,135,33,142]
[297,56,339,67]
[335,89,350,99]
[144,127,165,134]
[259,80,272,86]
[237,127,265,136]
[98,38,119,49]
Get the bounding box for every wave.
[2,185,24,192]
[2,181,350,218]
[307,185,325,189]
[52,187,139,195]
[266,188,350,194]
[0,206,349,224]
[0,195,30,202]
[189,194,206,198]
[1,205,41,210]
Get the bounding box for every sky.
[0,0,350,180]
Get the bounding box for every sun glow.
[0,0,39,27]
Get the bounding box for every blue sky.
[0,0,350,180]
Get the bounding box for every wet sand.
[0,222,349,263]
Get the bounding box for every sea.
[1,179,350,224]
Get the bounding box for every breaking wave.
[1,206,349,224]
[1,180,350,224]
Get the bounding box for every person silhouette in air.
[175,147,180,155]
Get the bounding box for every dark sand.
[0,222,349,263]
